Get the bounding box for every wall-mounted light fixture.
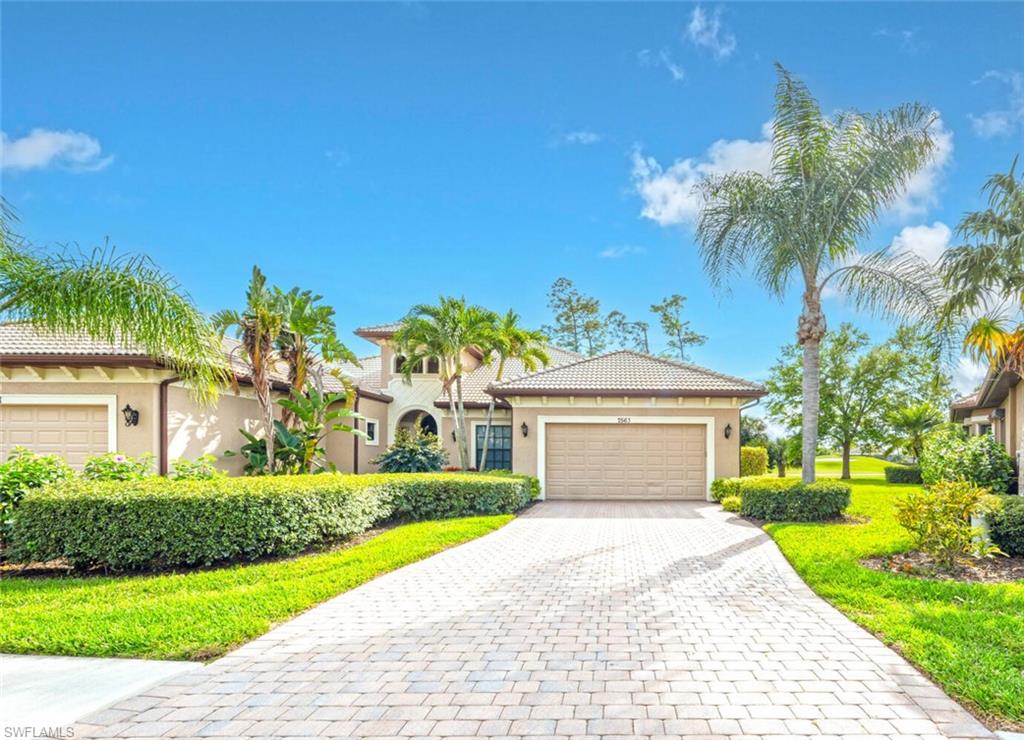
[723,423,732,439]
[451,430,457,442]
[122,404,140,427]
[521,421,529,438]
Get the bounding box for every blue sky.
[3,2,1022,397]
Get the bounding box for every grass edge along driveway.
[765,471,1024,729]
[0,515,512,662]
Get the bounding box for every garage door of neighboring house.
[545,422,706,500]
[0,404,110,469]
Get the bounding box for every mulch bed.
[862,550,1024,583]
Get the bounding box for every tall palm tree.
[213,266,286,472]
[478,310,549,471]
[886,403,943,462]
[940,157,1024,371]
[695,64,941,482]
[274,286,358,426]
[0,203,227,402]
[392,297,498,469]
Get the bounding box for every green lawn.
[765,469,1024,728]
[0,515,511,662]
[793,454,900,477]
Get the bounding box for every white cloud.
[0,128,113,172]
[631,121,772,226]
[889,221,952,264]
[954,357,989,395]
[637,48,685,83]
[969,70,1024,138]
[564,130,602,145]
[873,28,924,55]
[891,115,952,219]
[684,6,737,60]
[599,245,646,259]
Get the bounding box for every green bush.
[0,447,73,545]
[740,446,768,476]
[988,495,1024,557]
[372,429,448,473]
[170,455,224,481]
[721,495,742,513]
[894,481,1003,567]
[920,424,1014,492]
[473,469,542,500]
[884,466,922,484]
[82,452,154,481]
[720,476,850,521]
[9,473,531,570]
[710,477,743,502]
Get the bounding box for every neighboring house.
[1,321,766,500]
[951,364,1022,481]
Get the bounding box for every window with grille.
[475,424,512,470]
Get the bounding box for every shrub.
[893,481,1003,568]
[884,466,923,484]
[170,455,224,481]
[475,469,542,500]
[988,495,1024,557]
[9,472,531,570]
[721,495,742,513]
[82,452,154,481]
[710,477,743,502]
[737,477,850,522]
[740,446,769,476]
[920,424,1014,492]
[372,429,448,473]
[0,448,73,545]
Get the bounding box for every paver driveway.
[77,502,993,739]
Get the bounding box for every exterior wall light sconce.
[122,404,140,427]
[521,422,529,438]
[724,423,732,439]
[451,430,457,442]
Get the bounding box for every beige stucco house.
[1,321,765,500]
[951,364,1022,484]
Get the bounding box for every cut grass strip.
[0,515,511,661]
[765,477,1024,728]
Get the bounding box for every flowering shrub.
[920,424,1014,492]
[82,452,154,481]
[894,481,1004,568]
[0,447,73,544]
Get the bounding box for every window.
[365,419,379,446]
[394,355,428,374]
[426,357,440,374]
[393,355,407,373]
[475,424,512,470]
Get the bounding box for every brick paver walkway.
[77,502,993,739]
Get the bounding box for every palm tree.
[213,266,286,472]
[274,286,358,426]
[886,403,943,462]
[0,203,227,402]
[392,297,498,469]
[940,157,1024,371]
[478,311,549,471]
[695,64,941,482]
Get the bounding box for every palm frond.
[823,250,942,325]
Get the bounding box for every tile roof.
[332,355,386,395]
[354,322,402,338]
[437,345,584,407]
[487,350,765,397]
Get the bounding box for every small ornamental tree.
[372,428,448,473]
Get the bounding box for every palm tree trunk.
[445,385,466,469]
[841,441,852,480]
[800,338,820,484]
[455,375,470,469]
[479,399,495,471]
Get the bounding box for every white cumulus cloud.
[0,128,113,172]
[564,130,602,145]
[684,6,737,60]
[891,115,953,219]
[954,357,989,396]
[631,122,772,226]
[889,221,952,264]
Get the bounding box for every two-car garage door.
[545,422,706,500]
[0,404,109,469]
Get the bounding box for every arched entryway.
[397,408,438,437]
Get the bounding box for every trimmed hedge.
[740,446,769,477]
[989,495,1024,557]
[712,476,851,521]
[9,473,533,571]
[884,465,923,484]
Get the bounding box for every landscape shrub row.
[884,465,923,484]
[989,495,1024,558]
[9,473,534,570]
[712,476,851,521]
[740,446,769,477]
